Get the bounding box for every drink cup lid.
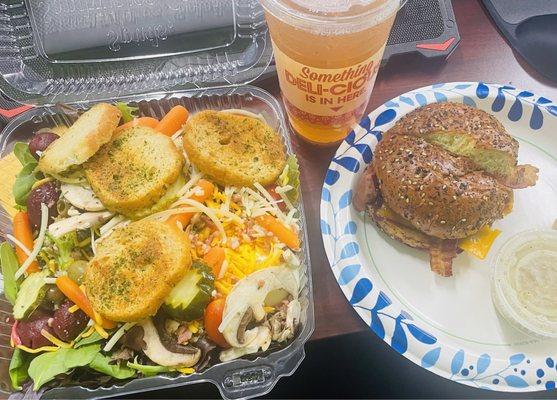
[260,0,404,34]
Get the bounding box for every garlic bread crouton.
[84,220,191,322]
[183,111,286,187]
[84,126,184,218]
[38,103,121,175]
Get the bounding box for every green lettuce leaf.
[89,353,136,379]
[14,142,36,166]
[46,232,78,270]
[0,242,20,305]
[12,142,41,207]
[74,331,103,348]
[115,102,139,124]
[28,344,100,390]
[13,159,39,206]
[9,348,30,390]
[278,155,300,202]
[127,359,172,377]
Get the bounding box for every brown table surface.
[255,0,557,342]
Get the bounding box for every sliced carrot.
[204,298,229,348]
[166,179,215,229]
[55,276,115,329]
[115,117,159,133]
[12,212,39,274]
[204,247,225,277]
[155,105,189,136]
[255,215,300,250]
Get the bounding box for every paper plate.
[320,82,557,392]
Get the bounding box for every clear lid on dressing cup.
[0,0,273,105]
[491,229,557,339]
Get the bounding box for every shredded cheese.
[215,281,231,295]
[17,345,59,353]
[72,325,91,343]
[90,228,97,256]
[81,326,96,338]
[172,199,234,241]
[99,214,127,237]
[246,185,289,224]
[214,244,282,296]
[143,207,199,222]
[68,304,80,313]
[99,215,124,235]
[93,323,109,339]
[40,329,73,348]
[5,234,32,256]
[218,259,229,280]
[44,277,57,285]
[174,173,202,200]
[103,322,136,352]
[177,367,195,375]
[15,203,48,279]
[171,128,184,141]
[31,177,53,190]
[187,321,199,334]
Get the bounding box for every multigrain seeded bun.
[387,102,537,187]
[355,103,538,276]
[373,133,513,240]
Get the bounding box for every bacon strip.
[353,165,378,212]
[429,239,458,277]
[500,164,538,189]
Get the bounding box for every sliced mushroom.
[61,183,105,211]
[48,211,113,238]
[269,299,301,343]
[236,308,254,345]
[153,313,198,354]
[139,318,201,367]
[219,325,272,362]
[121,325,146,352]
[218,266,299,348]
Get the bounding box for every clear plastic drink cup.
[261,0,404,144]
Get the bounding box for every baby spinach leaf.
[13,143,36,166]
[28,344,100,390]
[89,353,136,379]
[74,331,103,348]
[9,348,30,390]
[0,242,20,305]
[115,102,139,123]
[127,360,172,377]
[12,142,44,206]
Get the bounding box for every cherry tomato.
[204,298,229,348]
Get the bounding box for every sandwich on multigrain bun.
[354,103,538,277]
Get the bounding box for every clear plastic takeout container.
[0,1,315,398]
[0,0,272,105]
[0,86,315,399]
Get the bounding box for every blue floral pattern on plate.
[320,82,557,392]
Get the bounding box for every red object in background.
[416,37,456,52]
[0,105,32,119]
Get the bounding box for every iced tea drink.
[261,0,402,144]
